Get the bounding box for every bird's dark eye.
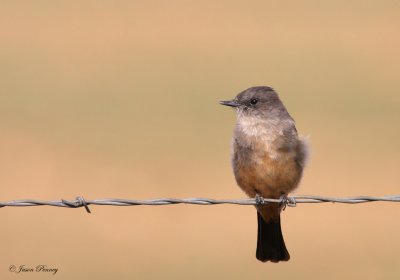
[250,98,258,105]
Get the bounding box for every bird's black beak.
[219,100,240,107]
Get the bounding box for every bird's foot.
[279,194,296,211]
[255,194,265,205]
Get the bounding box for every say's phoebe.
[220,86,308,262]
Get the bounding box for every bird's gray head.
[220,86,289,120]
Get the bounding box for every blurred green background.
[1,0,400,279]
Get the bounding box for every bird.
[220,86,308,262]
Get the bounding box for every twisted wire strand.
[0,195,400,213]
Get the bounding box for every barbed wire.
[0,195,399,213]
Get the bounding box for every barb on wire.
[0,195,399,213]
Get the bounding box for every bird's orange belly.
[233,149,302,199]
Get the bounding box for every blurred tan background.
[1,0,400,279]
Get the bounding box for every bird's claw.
[255,194,265,205]
[279,194,296,211]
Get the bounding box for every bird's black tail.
[256,212,290,262]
